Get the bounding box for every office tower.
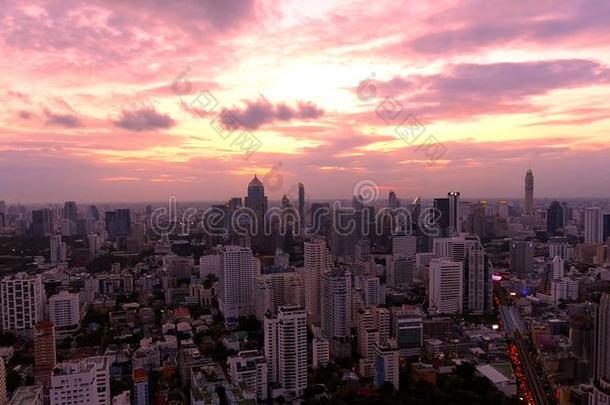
[264,305,307,397]
[0,273,44,339]
[509,240,534,275]
[64,201,78,222]
[244,175,268,234]
[298,183,305,227]
[433,198,450,237]
[392,308,423,357]
[463,242,493,314]
[585,207,604,243]
[428,258,463,315]
[31,208,52,237]
[304,239,332,323]
[34,321,56,390]
[218,246,255,323]
[49,234,67,263]
[87,205,100,220]
[392,234,416,261]
[49,291,80,338]
[329,206,360,258]
[321,268,352,341]
[105,209,131,240]
[546,201,564,235]
[525,168,534,215]
[0,358,6,405]
[227,350,268,402]
[254,272,303,320]
[592,294,610,404]
[388,190,400,209]
[132,369,149,405]
[386,256,414,287]
[374,341,400,390]
[448,191,461,235]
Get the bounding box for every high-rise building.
[264,305,307,398]
[585,207,604,243]
[433,198,450,237]
[546,201,564,235]
[0,273,44,339]
[388,190,400,210]
[463,241,493,314]
[448,191,461,236]
[603,213,610,243]
[49,234,67,263]
[392,308,423,357]
[392,234,416,261]
[374,340,400,390]
[105,209,131,240]
[321,268,352,341]
[298,183,305,228]
[304,239,332,323]
[34,321,56,390]
[64,201,78,222]
[218,246,255,324]
[254,271,303,320]
[50,358,109,405]
[227,350,268,402]
[525,168,534,215]
[428,258,463,315]
[510,240,534,275]
[245,175,268,237]
[591,294,610,404]
[49,291,80,338]
[31,208,52,237]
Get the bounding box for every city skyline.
[2,1,610,201]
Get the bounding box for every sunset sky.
[1,0,610,203]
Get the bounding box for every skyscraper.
[218,246,255,324]
[64,201,78,222]
[585,207,604,243]
[264,305,307,398]
[321,268,352,341]
[0,358,6,405]
[304,239,332,323]
[463,241,493,314]
[31,208,52,237]
[428,258,463,315]
[105,209,131,240]
[510,240,534,275]
[433,198,450,237]
[448,191,461,236]
[245,175,268,236]
[388,190,400,209]
[546,200,564,235]
[34,321,56,391]
[525,168,534,215]
[592,294,610,404]
[298,182,305,228]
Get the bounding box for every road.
[496,287,551,405]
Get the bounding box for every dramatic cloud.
[363,59,610,121]
[220,99,325,130]
[114,108,176,132]
[44,110,82,128]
